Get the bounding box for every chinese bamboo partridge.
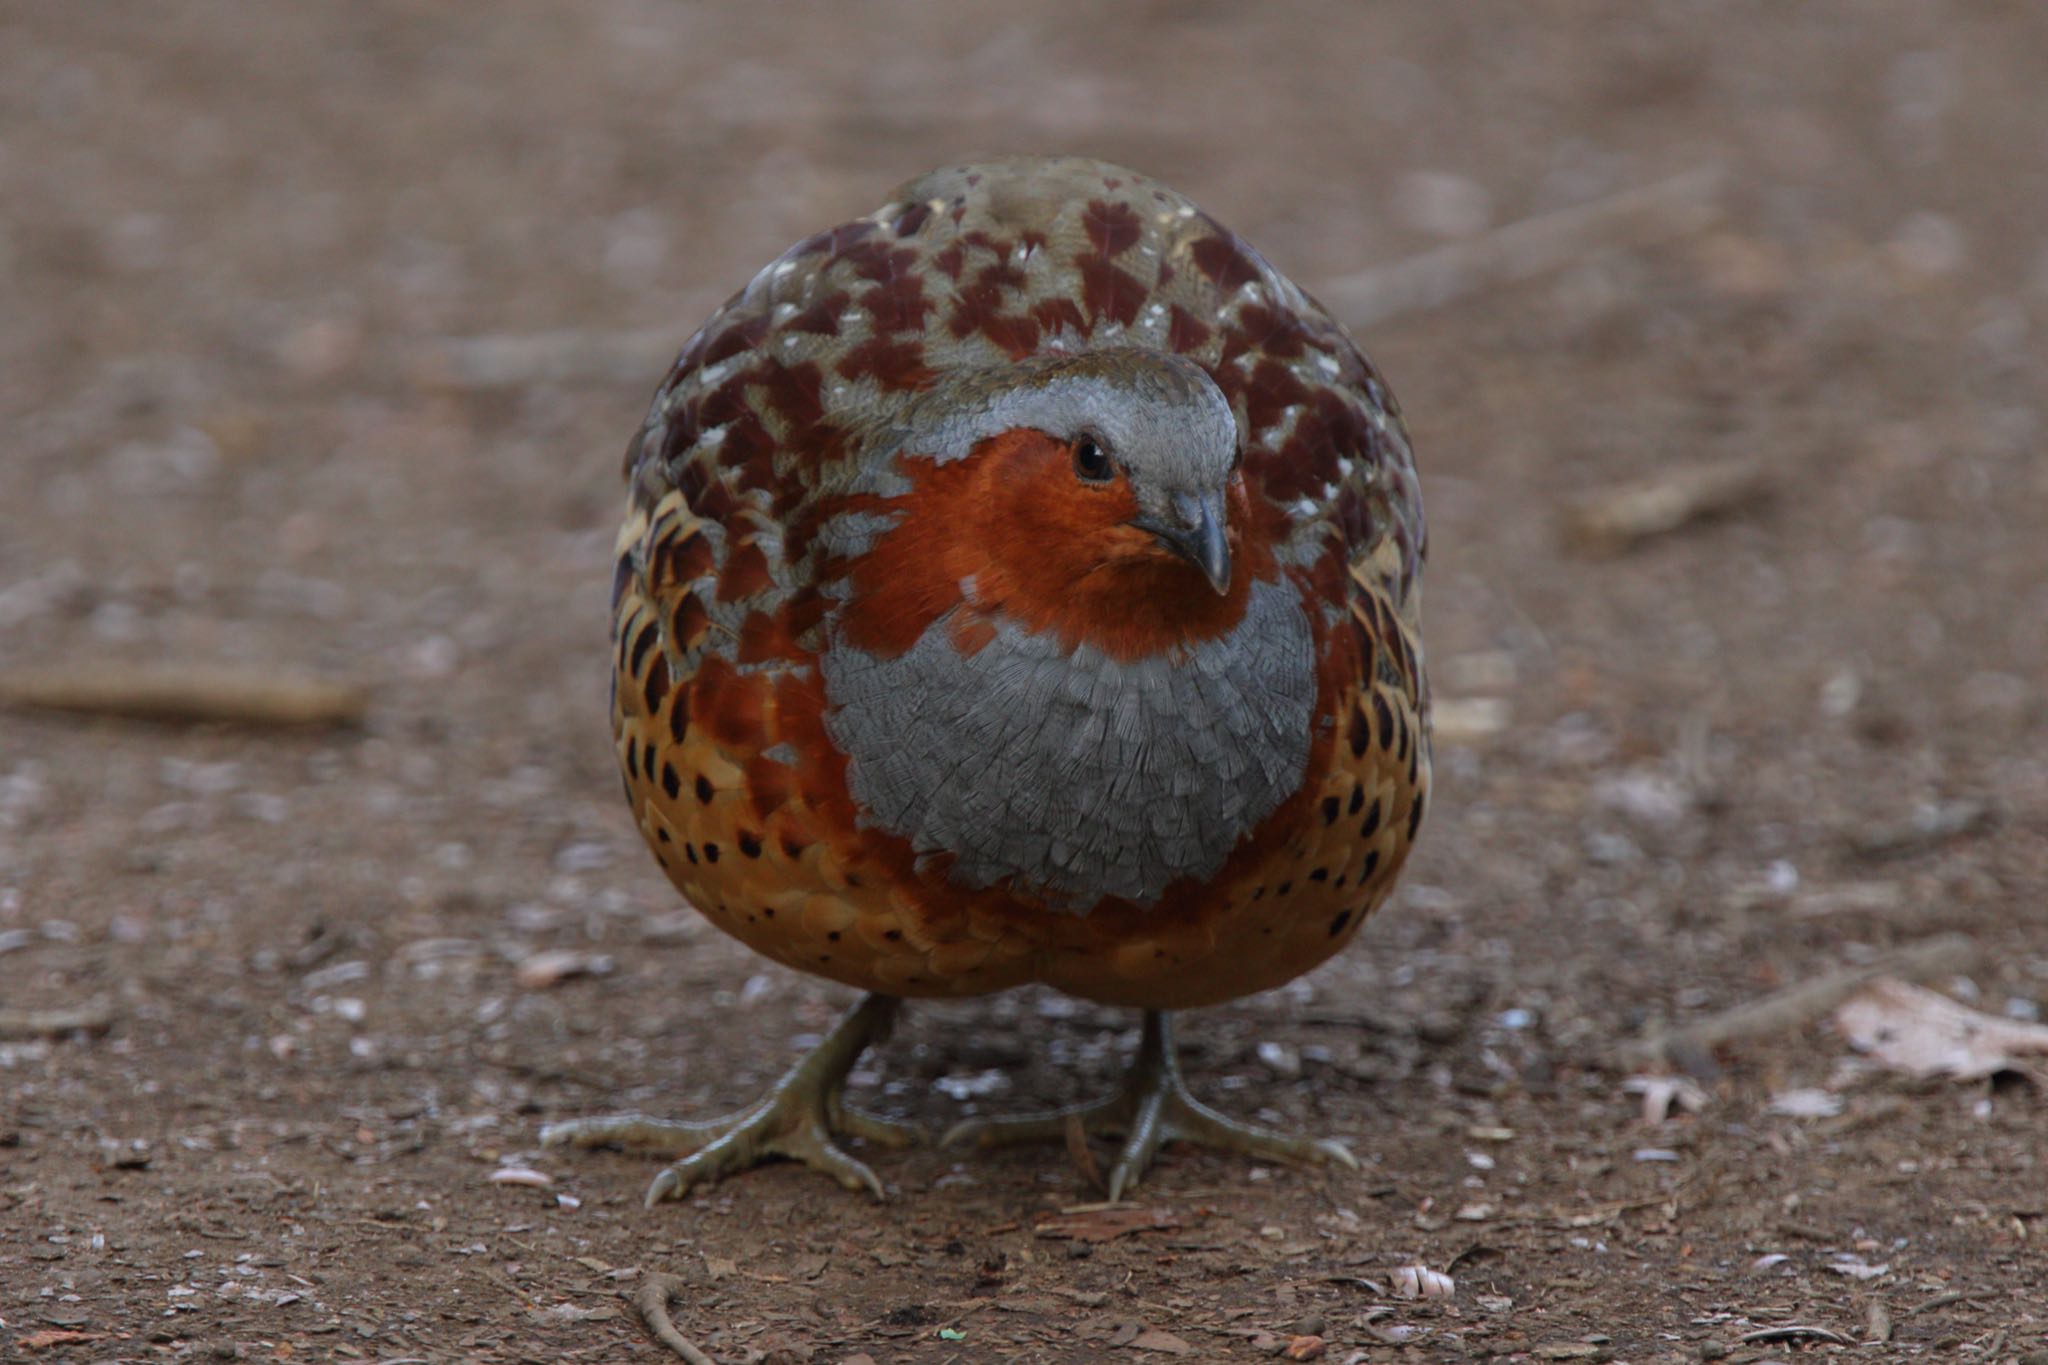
[543,156,1430,1205]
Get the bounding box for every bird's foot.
[942,1010,1356,1201]
[540,993,919,1205]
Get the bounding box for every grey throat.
[818,575,1316,909]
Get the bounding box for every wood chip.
[0,662,366,728]
[1562,457,1771,556]
[515,949,616,990]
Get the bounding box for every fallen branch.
[0,1000,117,1039]
[0,663,367,728]
[1319,165,1726,330]
[412,168,1727,390]
[1562,457,1772,556]
[1619,932,1978,1070]
[632,1272,718,1365]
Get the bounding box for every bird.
[541,156,1430,1207]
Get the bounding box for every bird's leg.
[541,992,919,1206]
[944,1009,1356,1202]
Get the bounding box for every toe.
[830,1100,925,1149]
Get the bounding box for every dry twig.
[1619,932,1977,1070]
[1562,457,1772,556]
[0,663,366,728]
[632,1272,718,1365]
[0,1000,117,1038]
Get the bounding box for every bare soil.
[2,4,2044,1362]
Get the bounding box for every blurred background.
[2,2,2043,1358]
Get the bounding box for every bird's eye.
[1229,445,1245,474]
[1073,433,1114,482]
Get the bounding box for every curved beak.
[1138,490,1232,595]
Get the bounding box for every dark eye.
[1229,445,1245,474]
[1073,433,1114,482]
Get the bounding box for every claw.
[644,1166,681,1208]
[542,993,914,1207]
[952,1010,1354,1198]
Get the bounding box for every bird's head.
[839,349,1272,661]
[969,349,1241,597]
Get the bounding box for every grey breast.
[819,577,1316,911]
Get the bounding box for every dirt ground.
[3,3,2046,1361]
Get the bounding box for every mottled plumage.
[554,156,1430,1203]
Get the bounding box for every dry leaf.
[1283,1334,1328,1360]
[1835,977,2048,1081]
